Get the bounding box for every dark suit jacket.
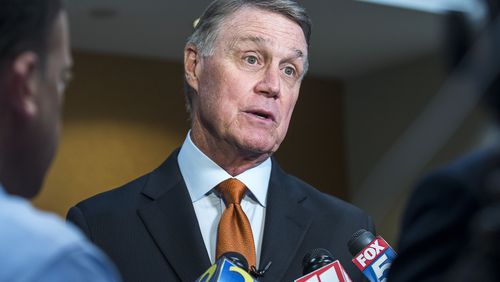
[388,148,500,282]
[67,149,374,282]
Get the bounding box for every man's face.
[190,7,307,158]
[29,10,72,196]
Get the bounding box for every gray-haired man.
[68,1,375,281]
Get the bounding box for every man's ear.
[184,44,201,92]
[8,52,39,119]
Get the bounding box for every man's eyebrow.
[283,49,306,65]
[291,49,305,60]
[231,37,305,55]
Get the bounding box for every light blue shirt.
[0,184,121,282]
[178,132,271,267]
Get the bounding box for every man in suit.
[387,148,500,282]
[67,0,375,281]
[0,0,119,280]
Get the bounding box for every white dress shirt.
[177,132,270,267]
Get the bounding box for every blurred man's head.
[0,0,72,198]
[183,0,311,174]
[483,0,500,122]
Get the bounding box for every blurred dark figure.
[388,0,500,281]
[0,0,119,280]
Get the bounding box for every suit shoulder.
[280,173,375,251]
[286,174,370,219]
[429,148,499,187]
[71,150,181,216]
[73,172,150,214]
[412,148,500,202]
[400,149,495,230]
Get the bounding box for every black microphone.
[217,252,271,278]
[224,252,249,271]
[347,229,396,282]
[347,229,376,256]
[195,252,258,282]
[294,248,352,282]
[302,248,335,275]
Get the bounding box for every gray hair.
[183,0,312,115]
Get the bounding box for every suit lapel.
[259,161,312,281]
[137,150,211,281]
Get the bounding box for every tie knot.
[217,178,247,205]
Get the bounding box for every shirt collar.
[177,131,271,207]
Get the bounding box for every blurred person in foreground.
[0,0,120,281]
[66,0,375,281]
[388,0,500,281]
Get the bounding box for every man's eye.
[284,66,295,76]
[245,55,258,65]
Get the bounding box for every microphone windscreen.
[348,229,375,256]
[221,251,249,272]
[302,248,335,275]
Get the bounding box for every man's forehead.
[220,8,306,45]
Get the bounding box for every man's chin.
[236,139,279,158]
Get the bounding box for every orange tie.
[215,178,257,269]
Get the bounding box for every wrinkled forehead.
[217,7,308,54]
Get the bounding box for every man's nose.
[254,66,281,98]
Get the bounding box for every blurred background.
[34,0,493,245]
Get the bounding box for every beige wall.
[276,76,348,199]
[34,51,188,215]
[34,51,348,216]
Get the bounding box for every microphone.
[294,248,352,282]
[195,252,258,282]
[347,229,396,282]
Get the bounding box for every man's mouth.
[246,110,275,122]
